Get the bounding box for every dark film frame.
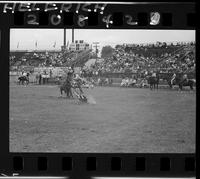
[0,1,196,178]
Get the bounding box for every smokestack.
[64,29,66,47]
[72,29,74,43]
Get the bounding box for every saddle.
[181,78,188,85]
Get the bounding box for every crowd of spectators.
[83,42,195,77]
[10,49,91,68]
[10,42,195,80]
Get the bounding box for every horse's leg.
[69,88,73,98]
[66,88,69,98]
[190,84,193,90]
[79,86,83,94]
[179,84,182,91]
[168,82,172,89]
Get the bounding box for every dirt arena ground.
[10,84,196,153]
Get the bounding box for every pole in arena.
[92,42,100,61]
[64,28,66,48]
[17,42,19,49]
[72,28,74,43]
[35,41,37,51]
[61,29,67,51]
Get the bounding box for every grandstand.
[10,49,92,68]
[71,49,92,67]
[10,41,195,84]
[84,42,195,78]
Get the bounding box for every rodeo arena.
[10,29,196,153]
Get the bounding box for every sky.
[94,178,196,179]
[0,177,195,179]
[10,29,195,51]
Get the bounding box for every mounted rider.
[152,71,156,78]
[73,74,84,94]
[171,72,176,85]
[182,73,188,83]
[67,66,74,80]
[63,67,74,98]
[22,71,27,77]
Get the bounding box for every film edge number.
[21,12,161,27]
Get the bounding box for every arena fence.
[10,66,195,88]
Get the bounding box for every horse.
[18,76,29,85]
[59,80,73,98]
[60,83,68,95]
[179,78,195,90]
[166,75,195,90]
[59,78,89,102]
[147,75,159,90]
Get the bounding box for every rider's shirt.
[152,73,156,77]
[183,74,187,78]
[171,74,176,80]
[183,74,188,80]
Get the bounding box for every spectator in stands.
[50,69,53,78]
[182,74,188,83]
[38,73,42,85]
[42,70,47,84]
[152,71,156,77]
[171,73,176,85]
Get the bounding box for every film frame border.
[0,1,196,29]
[0,1,196,178]
[0,154,196,177]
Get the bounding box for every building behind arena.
[69,40,90,51]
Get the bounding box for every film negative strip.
[0,0,196,178]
